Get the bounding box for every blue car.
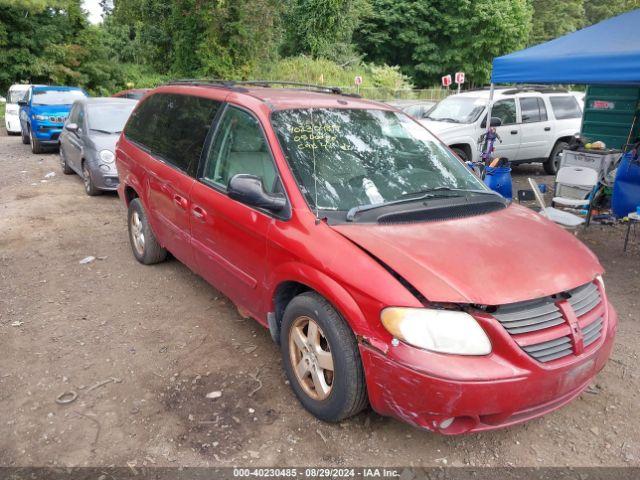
[19,86,88,153]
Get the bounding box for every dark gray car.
[59,98,137,195]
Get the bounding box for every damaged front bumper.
[359,301,617,434]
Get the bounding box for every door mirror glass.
[227,174,286,212]
[65,122,79,132]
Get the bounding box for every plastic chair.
[528,178,585,228]
[553,166,598,208]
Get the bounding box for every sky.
[82,0,103,24]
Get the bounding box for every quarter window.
[550,96,582,120]
[520,97,548,123]
[125,93,221,176]
[203,106,278,193]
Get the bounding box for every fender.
[265,261,371,336]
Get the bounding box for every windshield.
[7,90,27,104]
[88,103,137,133]
[271,108,487,212]
[33,90,86,106]
[426,96,486,123]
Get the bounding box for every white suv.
[420,87,582,174]
[4,84,35,135]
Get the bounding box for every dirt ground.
[1,129,639,469]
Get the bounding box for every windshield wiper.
[346,187,501,222]
[90,128,119,134]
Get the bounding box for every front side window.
[125,93,221,176]
[32,90,86,105]
[7,90,27,104]
[271,108,487,211]
[550,96,582,120]
[203,106,278,193]
[491,99,517,125]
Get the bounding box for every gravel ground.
[1,129,639,468]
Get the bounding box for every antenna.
[310,108,320,222]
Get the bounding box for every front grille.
[492,281,604,363]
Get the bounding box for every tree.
[584,0,640,24]
[530,0,585,44]
[281,0,369,62]
[355,0,532,87]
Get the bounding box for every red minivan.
[116,81,616,434]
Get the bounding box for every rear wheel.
[544,141,569,175]
[29,128,43,154]
[82,162,101,196]
[127,198,167,265]
[280,292,367,422]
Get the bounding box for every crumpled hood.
[332,204,603,306]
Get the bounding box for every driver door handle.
[172,194,188,210]
[544,126,551,131]
[511,130,518,135]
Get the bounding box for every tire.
[280,291,368,422]
[29,128,43,154]
[21,125,30,145]
[60,147,73,175]
[82,162,101,196]
[451,147,469,162]
[544,141,569,175]
[127,198,167,265]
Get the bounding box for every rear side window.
[550,96,582,120]
[125,93,221,176]
[520,97,548,123]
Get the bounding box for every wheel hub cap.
[289,316,334,400]
[131,211,145,255]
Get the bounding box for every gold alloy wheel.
[288,315,334,401]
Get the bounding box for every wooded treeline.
[1,0,638,94]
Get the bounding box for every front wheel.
[127,198,167,265]
[82,163,101,196]
[30,128,43,154]
[451,147,469,162]
[280,292,368,422]
[544,141,569,175]
[21,125,30,145]
[60,147,73,175]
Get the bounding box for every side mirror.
[227,174,286,212]
[17,100,27,106]
[481,116,503,128]
[65,123,79,132]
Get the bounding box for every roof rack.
[468,84,569,94]
[164,79,356,97]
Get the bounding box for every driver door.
[190,105,281,317]
[486,99,521,162]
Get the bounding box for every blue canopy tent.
[485,9,640,217]
[491,9,640,85]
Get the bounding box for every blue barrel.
[484,166,513,200]
[612,152,640,217]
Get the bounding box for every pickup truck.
[19,86,87,153]
[420,86,583,174]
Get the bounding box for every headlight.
[99,150,115,163]
[34,114,48,121]
[381,307,492,355]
